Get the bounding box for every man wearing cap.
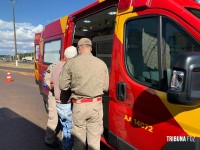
[59,38,109,150]
[45,46,77,150]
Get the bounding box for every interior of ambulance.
[72,5,117,69]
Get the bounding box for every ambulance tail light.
[167,53,200,105]
[118,0,152,11]
[133,0,152,10]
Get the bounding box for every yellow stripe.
[156,91,200,137]
[59,16,68,36]
[35,70,39,80]
[98,0,105,2]
[115,9,137,44]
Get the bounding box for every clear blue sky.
[0,0,96,55]
[0,0,97,26]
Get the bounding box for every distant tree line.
[18,52,34,59]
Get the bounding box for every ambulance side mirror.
[170,70,184,92]
[167,53,200,105]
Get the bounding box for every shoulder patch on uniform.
[48,64,54,69]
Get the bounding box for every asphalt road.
[0,66,61,150]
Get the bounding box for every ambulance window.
[125,17,160,88]
[43,39,61,64]
[35,44,39,60]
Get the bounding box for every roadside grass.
[0,61,34,69]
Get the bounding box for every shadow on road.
[0,107,61,150]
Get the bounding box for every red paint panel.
[42,19,63,39]
[118,0,132,10]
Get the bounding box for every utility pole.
[10,0,18,66]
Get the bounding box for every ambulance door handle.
[117,82,126,101]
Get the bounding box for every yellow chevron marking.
[60,16,68,36]
[156,90,200,137]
